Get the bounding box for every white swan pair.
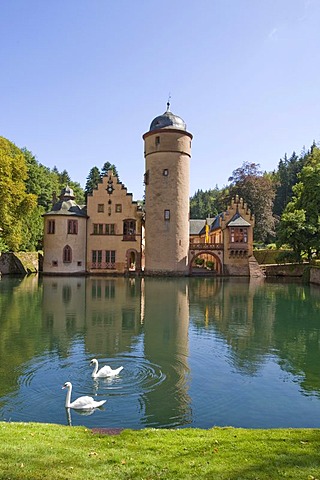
[62,358,124,410]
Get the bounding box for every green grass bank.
[1,422,320,479]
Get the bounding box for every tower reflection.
[143,278,191,426]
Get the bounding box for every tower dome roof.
[149,102,186,132]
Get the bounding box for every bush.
[195,258,204,266]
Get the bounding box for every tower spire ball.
[166,92,171,112]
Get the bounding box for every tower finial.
[166,92,171,112]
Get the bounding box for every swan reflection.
[66,407,98,426]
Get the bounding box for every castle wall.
[43,215,87,274]
[86,172,143,275]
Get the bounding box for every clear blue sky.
[1,0,319,200]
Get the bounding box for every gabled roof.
[189,219,206,235]
[189,216,221,235]
[227,212,251,227]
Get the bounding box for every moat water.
[1,275,320,429]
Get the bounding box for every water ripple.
[90,355,167,397]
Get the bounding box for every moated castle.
[43,105,254,276]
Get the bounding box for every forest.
[1,135,320,262]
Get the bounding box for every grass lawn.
[0,422,319,479]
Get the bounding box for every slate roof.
[227,212,251,227]
[43,186,87,217]
[189,216,220,235]
[189,219,206,235]
[44,200,87,217]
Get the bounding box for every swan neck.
[65,385,72,408]
[92,361,98,377]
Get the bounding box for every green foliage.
[69,180,85,205]
[278,147,320,261]
[275,250,302,264]
[190,186,228,219]
[227,162,276,242]
[195,257,204,266]
[273,151,305,217]
[85,166,101,197]
[0,138,86,252]
[0,137,37,251]
[85,162,119,199]
[0,238,9,253]
[20,205,45,251]
[23,148,60,210]
[101,161,119,179]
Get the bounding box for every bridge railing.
[189,243,224,250]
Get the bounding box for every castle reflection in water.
[2,275,320,428]
[42,276,192,426]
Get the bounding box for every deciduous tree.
[228,162,276,242]
[0,137,37,250]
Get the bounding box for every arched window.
[63,245,72,263]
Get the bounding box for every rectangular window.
[93,224,104,234]
[230,227,248,243]
[92,250,102,264]
[105,223,115,235]
[115,204,122,213]
[155,136,160,145]
[106,250,116,264]
[123,220,136,240]
[163,169,169,176]
[97,204,104,212]
[164,209,170,220]
[144,170,149,185]
[47,220,55,234]
[68,219,78,234]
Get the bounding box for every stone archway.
[126,249,140,272]
[189,251,222,275]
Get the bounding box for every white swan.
[62,382,106,410]
[90,358,124,378]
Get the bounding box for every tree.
[20,205,45,251]
[228,162,276,242]
[190,187,228,219]
[101,162,119,180]
[85,166,101,197]
[273,151,304,217]
[0,137,37,250]
[22,148,60,211]
[57,169,71,186]
[278,147,320,260]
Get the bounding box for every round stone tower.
[143,103,192,274]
